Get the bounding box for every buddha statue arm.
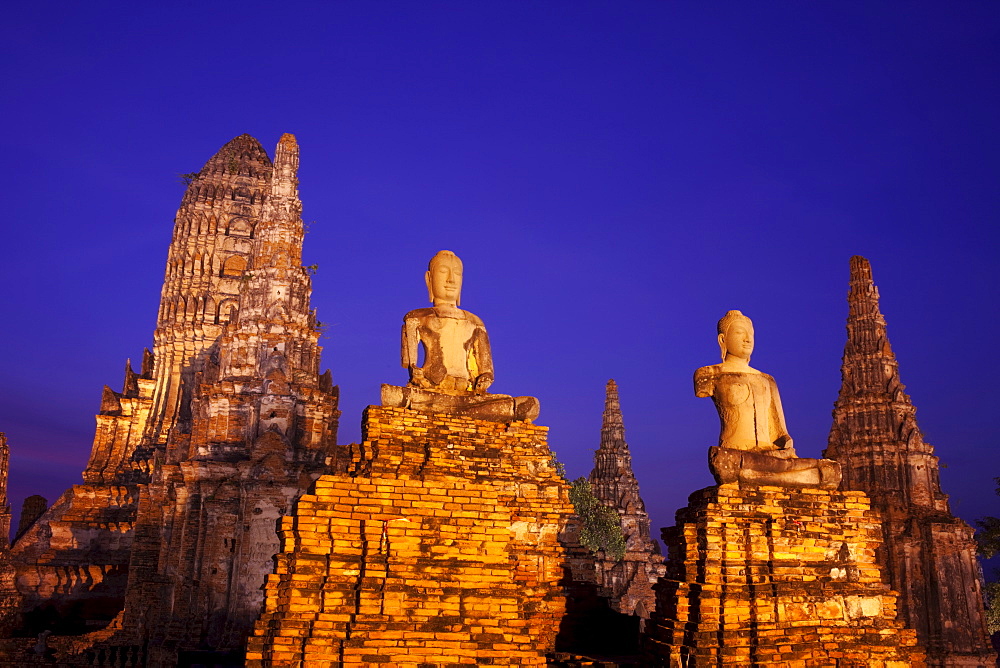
[469,319,494,394]
[694,366,716,398]
[766,374,794,452]
[401,314,430,387]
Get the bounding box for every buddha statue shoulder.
[694,310,841,488]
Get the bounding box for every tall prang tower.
[108,133,340,665]
[823,256,994,667]
[10,135,340,651]
[587,379,665,620]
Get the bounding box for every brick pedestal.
[247,405,572,666]
[644,484,926,667]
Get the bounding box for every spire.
[836,256,905,402]
[823,263,995,663]
[216,133,322,381]
[600,379,626,449]
[824,256,945,511]
[144,134,275,445]
[589,380,645,519]
[196,134,272,180]
[0,433,8,518]
[585,381,665,617]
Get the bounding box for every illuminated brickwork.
[644,484,926,667]
[248,405,572,666]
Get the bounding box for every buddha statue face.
[425,250,463,307]
[717,310,754,362]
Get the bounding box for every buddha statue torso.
[403,307,491,393]
[694,365,793,454]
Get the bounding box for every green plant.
[569,477,626,561]
[178,172,200,187]
[985,581,1000,635]
[548,453,567,479]
[304,264,319,276]
[975,478,1000,558]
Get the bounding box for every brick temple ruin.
[0,135,994,666]
[824,256,995,666]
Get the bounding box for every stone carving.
[824,256,995,666]
[695,310,840,489]
[381,250,539,421]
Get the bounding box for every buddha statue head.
[425,250,463,307]
[717,310,754,363]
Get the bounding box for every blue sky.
[1,2,998,547]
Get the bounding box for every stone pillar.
[644,484,926,666]
[0,433,19,635]
[824,256,995,667]
[247,405,572,666]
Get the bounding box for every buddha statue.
[694,310,841,489]
[380,250,539,422]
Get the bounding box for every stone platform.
[247,405,573,666]
[643,484,926,667]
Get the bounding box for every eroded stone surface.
[823,256,995,667]
[247,405,572,666]
[644,484,926,666]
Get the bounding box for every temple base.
[247,405,571,666]
[644,484,925,666]
[380,383,540,422]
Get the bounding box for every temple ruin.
[0,136,993,666]
[823,256,995,667]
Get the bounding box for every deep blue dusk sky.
[2,3,998,547]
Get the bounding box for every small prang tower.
[0,434,19,634]
[588,380,664,619]
[823,256,994,667]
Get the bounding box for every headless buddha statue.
[694,310,841,489]
[380,250,539,422]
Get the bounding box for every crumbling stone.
[644,483,926,666]
[247,405,573,666]
[824,256,995,667]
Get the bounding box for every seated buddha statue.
[694,310,841,489]
[380,250,539,422]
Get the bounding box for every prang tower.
[11,135,340,654]
[823,256,993,667]
[587,379,664,619]
[113,133,340,665]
